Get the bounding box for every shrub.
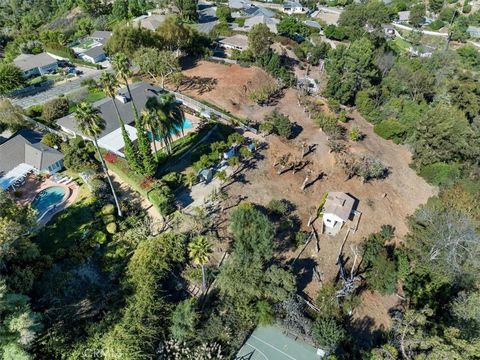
[101,203,115,215]
[419,162,460,186]
[42,97,69,122]
[103,215,116,224]
[106,222,118,234]
[41,133,62,148]
[429,19,445,30]
[315,113,342,139]
[264,110,294,139]
[267,199,288,216]
[148,186,176,217]
[140,176,155,189]
[161,172,185,189]
[81,78,99,91]
[26,104,43,118]
[374,119,407,143]
[294,231,308,248]
[92,231,107,244]
[348,126,361,141]
[248,83,280,105]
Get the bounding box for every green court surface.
[235,325,322,360]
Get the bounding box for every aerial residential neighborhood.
[0,0,479,359]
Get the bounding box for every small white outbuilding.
[322,192,355,235]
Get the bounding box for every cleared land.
[181,60,437,331]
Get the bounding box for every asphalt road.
[11,66,102,109]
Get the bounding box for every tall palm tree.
[75,102,122,217]
[144,97,175,154]
[99,71,141,172]
[158,92,185,137]
[111,52,138,115]
[141,108,160,155]
[188,236,213,292]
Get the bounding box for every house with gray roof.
[57,81,164,156]
[229,0,253,9]
[467,26,480,38]
[89,31,112,45]
[132,13,167,31]
[304,20,322,30]
[397,10,410,23]
[0,129,64,189]
[243,15,280,33]
[322,192,355,235]
[13,52,58,78]
[81,46,107,64]
[218,34,249,52]
[243,6,275,18]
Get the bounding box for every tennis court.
[235,325,323,360]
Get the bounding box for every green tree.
[136,112,156,176]
[216,5,232,22]
[229,203,275,262]
[111,52,138,115]
[412,104,477,168]
[105,26,159,56]
[0,99,28,132]
[248,24,273,58]
[99,71,142,173]
[156,16,196,56]
[410,4,426,27]
[0,63,26,95]
[277,16,309,38]
[312,316,346,352]
[42,97,69,123]
[75,102,122,217]
[338,0,390,39]
[41,133,62,148]
[188,236,213,292]
[429,0,445,13]
[172,0,198,22]
[169,299,198,342]
[143,97,171,154]
[112,0,129,20]
[325,37,378,104]
[134,48,181,89]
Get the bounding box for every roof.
[229,0,252,9]
[244,6,275,17]
[82,45,105,59]
[0,129,63,174]
[283,1,303,8]
[13,52,58,72]
[132,14,167,31]
[57,81,164,139]
[219,34,249,50]
[97,124,138,155]
[304,20,322,29]
[244,15,279,32]
[467,26,480,33]
[90,31,112,40]
[323,192,355,221]
[398,10,410,21]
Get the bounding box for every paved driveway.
[11,66,103,109]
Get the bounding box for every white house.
[81,46,107,64]
[13,52,58,78]
[283,1,307,14]
[322,192,355,235]
[397,11,410,23]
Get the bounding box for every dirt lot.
[182,60,437,330]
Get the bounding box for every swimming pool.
[32,186,66,217]
[148,119,193,141]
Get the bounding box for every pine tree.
[121,119,143,173]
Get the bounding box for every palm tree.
[144,97,175,154]
[141,108,160,155]
[158,92,185,137]
[75,102,122,217]
[188,236,213,292]
[111,52,138,115]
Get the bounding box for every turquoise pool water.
[148,119,193,141]
[32,186,66,216]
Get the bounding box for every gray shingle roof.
[244,6,275,17]
[323,192,355,221]
[57,81,163,139]
[13,52,58,72]
[82,45,105,58]
[0,129,63,174]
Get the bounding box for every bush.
[419,162,460,186]
[81,78,99,91]
[148,186,176,217]
[101,203,115,215]
[314,113,342,139]
[374,119,407,143]
[106,222,118,234]
[161,172,185,190]
[348,126,361,141]
[92,231,107,245]
[102,215,116,224]
[263,110,294,139]
[41,133,62,148]
[43,97,69,123]
[267,199,289,216]
[26,104,43,118]
[429,19,445,30]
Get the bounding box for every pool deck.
[151,114,201,153]
[13,173,79,225]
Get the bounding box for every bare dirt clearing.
[182,60,437,331]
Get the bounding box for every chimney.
[115,94,129,104]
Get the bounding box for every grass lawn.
[390,37,411,54]
[35,185,97,257]
[69,90,106,113]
